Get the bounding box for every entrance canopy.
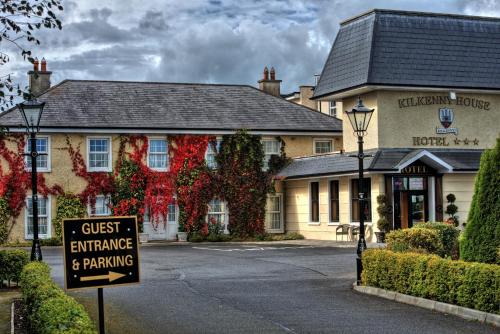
[278,148,483,179]
[396,150,453,173]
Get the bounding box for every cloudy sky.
[4,0,500,93]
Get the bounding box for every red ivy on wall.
[0,131,285,239]
[0,134,62,219]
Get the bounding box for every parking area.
[42,242,497,334]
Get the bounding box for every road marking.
[192,246,315,252]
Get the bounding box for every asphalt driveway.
[43,242,498,334]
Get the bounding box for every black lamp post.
[345,97,374,285]
[18,99,45,261]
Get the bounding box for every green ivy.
[216,130,281,237]
[53,193,86,240]
[0,198,10,244]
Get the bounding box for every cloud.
[2,0,494,94]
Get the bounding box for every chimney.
[28,57,52,97]
[298,86,317,110]
[258,66,281,97]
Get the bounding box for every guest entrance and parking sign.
[62,216,140,290]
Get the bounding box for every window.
[314,139,333,154]
[351,178,372,222]
[26,196,50,239]
[148,138,168,170]
[329,101,337,117]
[205,139,221,169]
[262,139,281,170]
[89,195,111,216]
[329,180,340,222]
[167,203,176,222]
[88,137,111,172]
[207,199,227,232]
[266,194,282,231]
[310,181,319,223]
[25,136,50,171]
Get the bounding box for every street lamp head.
[18,99,45,133]
[345,97,374,137]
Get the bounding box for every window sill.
[328,222,340,226]
[308,222,321,226]
[25,235,50,240]
[25,168,51,173]
[350,222,373,226]
[88,169,112,173]
[148,168,169,172]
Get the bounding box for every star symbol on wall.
[473,138,479,145]
[463,138,469,145]
[454,138,461,145]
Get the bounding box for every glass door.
[409,192,426,227]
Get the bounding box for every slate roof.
[278,148,483,179]
[0,80,342,133]
[313,9,500,98]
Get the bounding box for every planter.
[375,231,386,243]
[177,232,188,242]
[139,233,149,244]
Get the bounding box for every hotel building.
[279,9,499,240]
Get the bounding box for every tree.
[460,138,500,264]
[1,0,63,110]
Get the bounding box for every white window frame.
[147,137,169,171]
[309,180,321,225]
[329,101,337,117]
[88,195,111,217]
[25,195,51,240]
[206,198,229,234]
[262,138,281,171]
[313,138,333,154]
[87,136,112,172]
[265,193,284,233]
[25,135,51,172]
[205,137,222,170]
[328,178,341,225]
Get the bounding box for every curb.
[353,284,499,327]
[11,301,14,334]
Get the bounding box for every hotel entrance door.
[393,177,428,229]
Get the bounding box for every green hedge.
[386,223,459,258]
[362,249,500,314]
[0,249,29,286]
[20,262,97,334]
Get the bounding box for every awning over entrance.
[278,148,483,179]
[396,150,453,173]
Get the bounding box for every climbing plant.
[217,130,274,237]
[0,198,10,244]
[53,193,86,240]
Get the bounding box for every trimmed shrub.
[460,138,500,264]
[53,193,87,240]
[414,222,459,258]
[386,228,442,255]
[0,249,29,286]
[362,249,499,314]
[20,262,96,334]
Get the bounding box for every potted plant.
[375,194,391,243]
[138,223,149,243]
[177,212,188,242]
[445,193,459,227]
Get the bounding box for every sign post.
[62,216,140,334]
